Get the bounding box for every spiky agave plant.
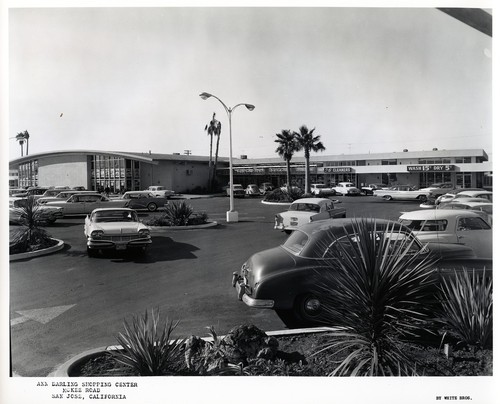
[163,201,194,226]
[311,218,439,376]
[437,268,492,350]
[112,309,185,376]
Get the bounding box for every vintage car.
[274,197,346,233]
[333,182,361,196]
[44,193,129,216]
[259,183,274,194]
[9,197,63,225]
[435,188,485,205]
[418,182,455,198]
[232,218,491,328]
[310,184,337,197]
[146,185,175,198]
[436,200,493,226]
[11,186,50,198]
[84,208,152,257]
[360,183,388,195]
[398,209,492,259]
[245,184,261,197]
[453,190,492,202]
[226,184,246,198]
[374,185,430,202]
[37,190,96,204]
[119,191,170,211]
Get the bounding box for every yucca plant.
[311,218,439,376]
[163,201,194,226]
[112,309,185,376]
[436,269,492,350]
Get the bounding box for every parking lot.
[10,195,426,376]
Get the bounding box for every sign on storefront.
[322,167,353,173]
[407,165,455,172]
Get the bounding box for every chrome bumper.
[231,272,274,309]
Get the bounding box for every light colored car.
[146,185,175,198]
[44,193,129,216]
[84,208,152,257]
[418,182,455,198]
[226,184,246,198]
[37,190,96,204]
[333,182,361,196]
[360,183,388,195]
[259,183,274,194]
[274,197,346,233]
[120,191,170,211]
[374,185,430,202]
[435,188,485,205]
[399,209,492,259]
[245,184,261,197]
[437,200,493,226]
[9,197,63,225]
[232,218,490,328]
[453,190,492,202]
[310,183,336,197]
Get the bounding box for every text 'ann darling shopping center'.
[9,148,492,193]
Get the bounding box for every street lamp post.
[200,92,255,223]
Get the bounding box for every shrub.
[311,218,438,376]
[144,201,209,227]
[263,188,303,203]
[112,309,185,376]
[436,269,492,350]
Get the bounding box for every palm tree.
[204,113,222,191]
[23,130,30,155]
[274,129,298,193]
[294,125,325,194]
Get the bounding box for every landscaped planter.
[148,221,218,233]
[9,238,65,262]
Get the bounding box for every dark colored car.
[232,218,491,329]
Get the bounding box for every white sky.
[7,5,492,161]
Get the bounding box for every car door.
[454,216,492,258]
[83,195,105,213]
[64,195,86,215]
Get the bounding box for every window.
[283,231,309,254]
[457,217,490,231]
[381,159,397,165]
[399,219,448,232]
[455,157,472,164]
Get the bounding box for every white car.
[37,190,96,204]
[437,200,493,226]
[146,185,175,198]
[374,185,430,202]
[453,190,492,202]
[274,197,346,233]
[44,193,129,216]
[360,183,388,195]
[333,182,361,196]
[310,184,336,197]
[84,208,152,257]
[399,209,492,259]
[9,197,63,225]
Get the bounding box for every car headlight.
[275,214,283,225]
[138,229,150,237]
[91,230,104,239]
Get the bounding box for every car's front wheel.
[147,202,157,211]
[418,195,427,202]
[382,195,392,201]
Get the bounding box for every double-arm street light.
[199,92,255,223]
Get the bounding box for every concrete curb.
[50,326,340,377]
[261,200,292,206]
[148,221,218,232]
[9,238,65,262]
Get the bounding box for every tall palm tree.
[16,132,25,157]
[294,125,325,194]
[274,129,298,193]
[204,113,220,190]
[22,130,30,155]
[212,118,222,191]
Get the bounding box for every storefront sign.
[323,167,353,173]
[407,165,455,172]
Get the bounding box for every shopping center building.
[8,148,492,192]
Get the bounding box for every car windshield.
[93,210,138,223]
[289,203,320,213]
[315,185,326,189]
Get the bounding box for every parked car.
[37,190,96,204]
[435,188,486,205]
[232,218,491,328]
[44,193,129,216]
[310,184,337,197]
[120,191,170,211]
[274,197,346,234]
[333,182,361,196]
[453,190,492,202]
[398,209,492,259]
[360,183,388,196]
[436,200,493,226]
[84,208,152,257]
[418,182,455,198]
[226,184,246,198]
[374,185,430,202]
[259,183,274,194]
[11,187,50,198]
[245,184,261,197]
[146,185,175,198]
[9,197,63,225]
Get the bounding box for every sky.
[7,6,493,162]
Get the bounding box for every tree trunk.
[286,159,292,193]
[212,133,221,191]
[304,151,311,194]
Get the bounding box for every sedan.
[84,208,152,257]
[245,184,261,197]
[9,197,63,225]
[232,218,490,328]
[226,184,246,198]
[274,197,346,234]
[398,209,492,259]
[374,185,430,202]
[119,191,170,211]
[44,193,129,216]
